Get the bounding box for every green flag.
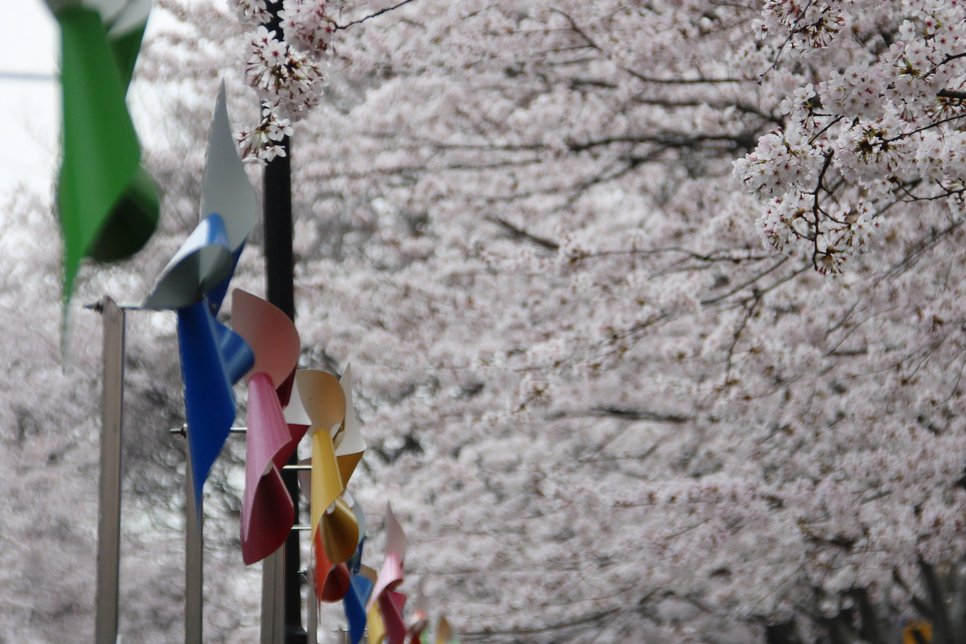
[49,0,159,303]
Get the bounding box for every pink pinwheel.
[232,288,302,565]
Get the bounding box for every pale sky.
[0,2,59,198]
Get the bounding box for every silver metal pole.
[307,578,317,644]
[185,447,203,644]
[261,549,285,643]
[95,298,125,644]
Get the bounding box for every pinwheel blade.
[370,551,404,610]
[284,373,313,428]
[203,82,256,314]
[321,496,359,564]
[240,465,293,565]
[206,243,244,316]
[311,430,345,542]
[349,496,368,554]
[177,299,236,510]
[232,289,301,385]
[105,0,152,88]
[241,372,296,564]
[313,529,352,602]
[201,82,257,252]
[212,320,254,386]
[296,370,347,434]
[143,214,232,309]
[344,573,374,644]
[367,602,386,644]
[436,618,459,644]
[275,367,297,409]
[53,2,158,303]
[385,502,408,563]
[435,617,452,644]
[379,591,407,644]
[335,364,366,487]
[369,503,407,609]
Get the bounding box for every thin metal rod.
[84,302,145,310]
[185,446,203,644]
[307,578,317,644]
[95,298,125,644]
[170,425,248,436]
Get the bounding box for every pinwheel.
[407,585,430,644]
[293,366,370,594]
[367,503,409,644]
[44,0,160,305]
[142,84,256,509]
[343,519,377,644]
[435,617,459,644]
[232,289,302,565]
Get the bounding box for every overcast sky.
[1,2,59,199]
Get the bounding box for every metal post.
[260,545,286,643]
[307,578,317,644]
[95,298,125,644]
[185,446,203,644]
[261,6,304,641]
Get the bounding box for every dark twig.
[335,0,418,30]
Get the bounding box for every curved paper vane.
[369,503,408,608]
[142,214,232,310]
[378,591,408,644]
[321,497,360,564]
[343,534,375,644]
[367,602,387,644]
[200,82,258,314]
[46,0,159,305]
[233,290,301,385]
[313,528,352,602]
[344,570,374,644]
[335,365,367,489]
[295,370,348,538]
[284,371,312,430]
[177,299,236,511]
[296,370,347,435]
[435,617,457,644]
[240,372,295,564]
[407,585,430,644]
[234,290,301,564]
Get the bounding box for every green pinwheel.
[46,0,159,304]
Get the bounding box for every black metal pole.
[264,5,304,643]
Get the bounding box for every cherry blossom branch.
[333,0,418,30]
[486,216,560,251]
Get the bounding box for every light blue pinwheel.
[143,82,257,508]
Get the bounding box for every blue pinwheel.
[142,82,257,509]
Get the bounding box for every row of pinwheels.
[142,86,458,644]
[42,1,456,637]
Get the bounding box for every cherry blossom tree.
[6,0,966,642]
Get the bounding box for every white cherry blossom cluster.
[230,0,271,24]
[229,0,337,163]
[736,0,966,273]
[235,104,295,163]
[280,0,341,56]
[244,26,322,117]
